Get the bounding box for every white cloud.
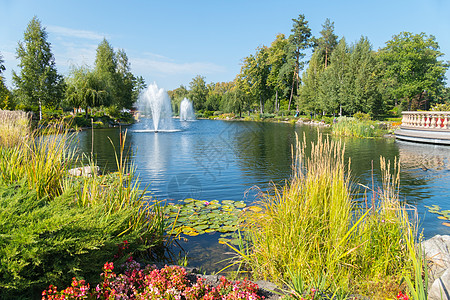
[130,55,227,76]
[46,25,108,41]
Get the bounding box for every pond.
[74,119,450,272]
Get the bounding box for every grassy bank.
[331,116,390,138]
[234,133,423,299]
[0,110,164,299]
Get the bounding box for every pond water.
[74,119,450,272]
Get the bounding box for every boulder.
[422,235,450,300]
[428,268,450,300]
[68,166,100,177]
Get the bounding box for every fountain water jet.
[137,83,174,132]
[179,98,196,121]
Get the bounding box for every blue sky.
[1,0,449,91]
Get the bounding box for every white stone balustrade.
[401,111,450,130]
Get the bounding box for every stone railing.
[401,111,450,130]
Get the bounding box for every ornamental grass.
[0,109,31,147]
[236,133,422,299]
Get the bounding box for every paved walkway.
[395,128,450,145]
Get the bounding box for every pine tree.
[286,14,313,111]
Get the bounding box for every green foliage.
[378,32,448,110]
[431,102,450,112]
[237,46,272,114]
[233,135,418,298]
[0,53,14,110]
[285,14,313,111]
[313,18,338,68]
[12,16,64,118]
[353,111,371,121]
[189,75,208,112]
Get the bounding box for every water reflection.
[396,140,450,238]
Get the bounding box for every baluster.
[431,115,436,128]
[444,114,449,129]
[421,114,425,127]
[437,114,442,128]
[426,114,431,127]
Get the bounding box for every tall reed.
[237,133,419,298]
[0,126,73,199]
[0,109,31,147]
[332,116,386,138]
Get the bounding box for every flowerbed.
[42,260,263,300]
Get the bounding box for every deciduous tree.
[12,16,64,119]
[378,32,448,110]
[189,75,208,111]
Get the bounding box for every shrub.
[353,111,372,121]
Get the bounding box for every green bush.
[353,111,372,121]
[0,180,159,299]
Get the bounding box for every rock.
[68,166,100,177]
[254,280,285,299]
[429,268,450,300]
[423,235,450,282]
[422,235,450,299]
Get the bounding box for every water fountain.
[179,98,196,121]
[136,83,174,132]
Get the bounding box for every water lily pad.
[222,200,235,205]
[193,224,209,231]
[221,225,236,232]
[443,222,450,227]
[438,216,448,220]
[235,201,246,208]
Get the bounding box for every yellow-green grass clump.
[237,134,421,298]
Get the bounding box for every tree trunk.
[39,99,42,120]
[288,71,296,111]
[259,95,264,114]
[275,90,278,112]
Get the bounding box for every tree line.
[169,15,449,117]
[0,16,146,120]
[0,15,449,120]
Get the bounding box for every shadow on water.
[73,120,450,273]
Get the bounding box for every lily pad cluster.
[425,205,450,227]
[164,199,247,237]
